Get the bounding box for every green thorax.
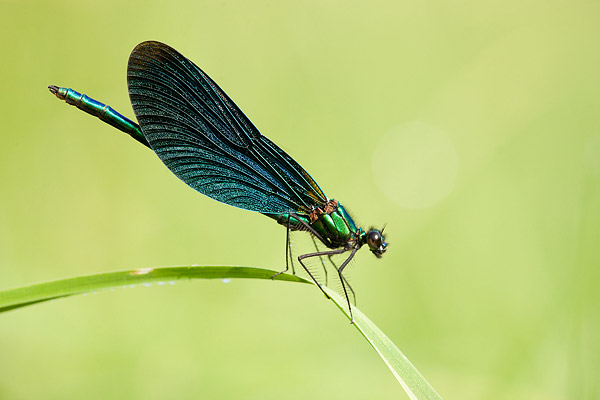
[266,201,365,250]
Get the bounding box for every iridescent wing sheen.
[127,41,327,215]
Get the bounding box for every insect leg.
[297,248,348,300]
[271,214,294,279]
[310,236,328,286]
[325,254,356,306]
[336,248,359,323]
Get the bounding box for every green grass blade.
[0,266,309,313]
[322,286,443,400]
[0,265,441,399]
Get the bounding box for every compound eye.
[367,230,382,250]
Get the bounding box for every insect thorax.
[268,201,361,249]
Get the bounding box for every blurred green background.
[1,0,598,398]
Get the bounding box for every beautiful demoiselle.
[49,41,387,321]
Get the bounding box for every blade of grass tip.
[0,265,310,313]
[322,286,442,400]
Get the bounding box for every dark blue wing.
[126,41,327,215]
